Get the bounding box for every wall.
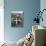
[4,0,40,42]
[40,0,46,27]
[0,0,4,42]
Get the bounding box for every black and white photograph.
[11,11,24,27]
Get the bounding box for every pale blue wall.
[40,0,46,27]
[4,0,40,42]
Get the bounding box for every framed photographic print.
[11,11,24,27]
